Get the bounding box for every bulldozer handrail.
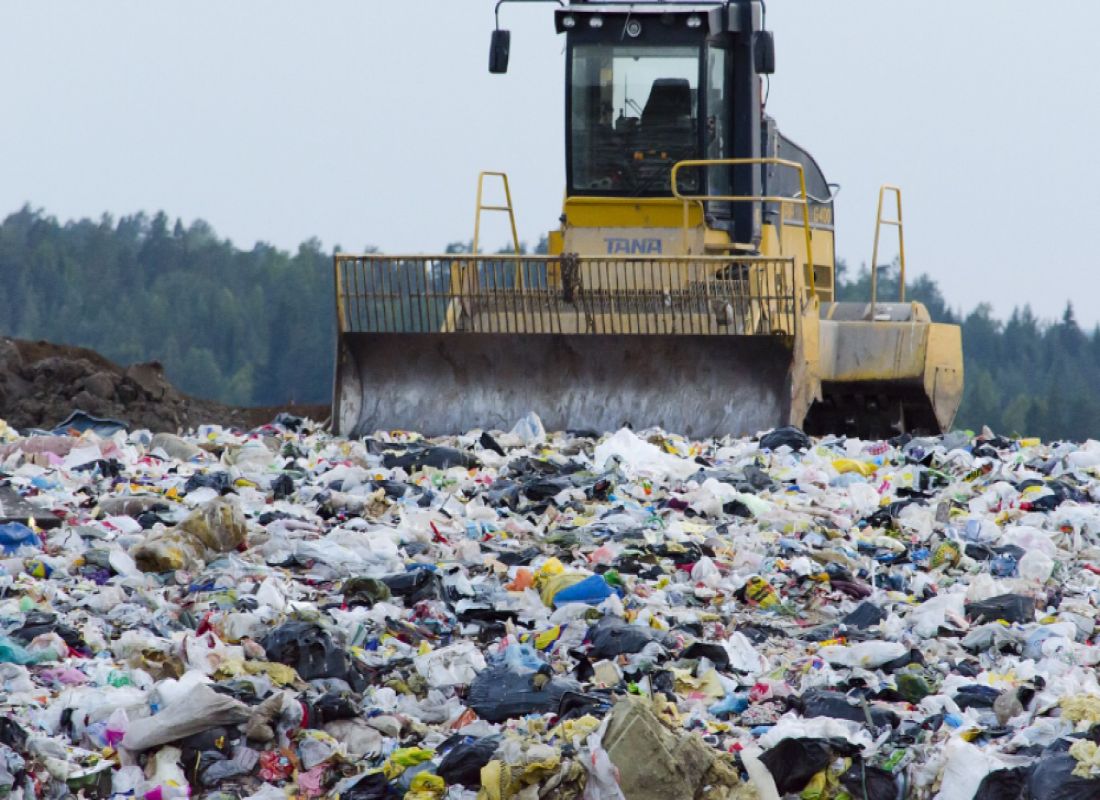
[870,184,906,313]
[669,157,816,295]
[473,171,521,257]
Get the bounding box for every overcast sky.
[2,1,1098,324]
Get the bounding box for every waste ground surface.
[2,340,1100,799]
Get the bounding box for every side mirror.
[489,29,511,74]
[754,31,775,75]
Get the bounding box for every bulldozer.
[333,0,963,439]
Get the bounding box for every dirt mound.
[0,337,328,433]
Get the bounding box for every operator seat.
[641,78,693,131]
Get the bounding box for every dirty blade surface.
[335,333,792,438]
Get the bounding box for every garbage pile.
[2,412,1100,800]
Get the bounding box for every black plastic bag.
[184,471,234,495]
[586,616,669,659]
[382,446,479,471]
[965,594,1035,625]
[270,473,295,500]
[838,762,900,800]
[557,691,613,720]
[681,642,730,671]
[478,432,506,456]
[467,665,578,722]
[309,692,359,725]
[799,689,899,728]
[260,622,348,681]
[437,736,501,787]
[381,569,442,604]
[343,771,401,800]
[975,766,1030,800]
[10,611,83,648]
[759,426,811,452]
[1028,753,1100,800]
[0,718,28,751]
[953,684,1001,710]
[759,737,861,794]
[843,601,886,629]
[272,412,303,431]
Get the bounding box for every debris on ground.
[0,412,1099,799]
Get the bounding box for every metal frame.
[669,157,816,292]
[870,184,906,310]
[472,171,521,256]
[334,253,799,338]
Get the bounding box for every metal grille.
[335,254,799,337]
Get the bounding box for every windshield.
[570,44,701,196]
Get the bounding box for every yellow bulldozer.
[332,0,963,439]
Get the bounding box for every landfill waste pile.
[0,337,326,434]
[2,411,1100,800]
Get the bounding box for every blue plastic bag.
[551,574,616,606]
[0,522,38,555]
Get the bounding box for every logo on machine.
[604,237,663,255]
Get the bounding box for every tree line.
[0,205,1095,440]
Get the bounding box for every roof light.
[589,15,603,28]
[625,19,642,38]
[561,15,576,29]
[686,15,702,29]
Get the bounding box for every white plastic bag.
[122,682,250,751]
[413,641,487,687]
[581,717,626,800]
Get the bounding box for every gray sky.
[2,1,1099,324]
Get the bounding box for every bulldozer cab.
[331,0,963,440]
[554,3,770,260]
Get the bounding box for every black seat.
[641,78,692,128]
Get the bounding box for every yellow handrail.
[670,157,816,294]
[870,184,906,310]
[473,171,521,256]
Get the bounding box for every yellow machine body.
[331,2,963,439]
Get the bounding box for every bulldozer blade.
[334,332,794,439]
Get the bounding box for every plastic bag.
[934,738,1007,800]
[759,737,860,794]
[121,682,250,751]
[586,616,668,659]
[467,664,579,722]
[0,522,38,555]
[799,689,899,729]
[132,496,247,572]
[0,635,57,665]
[759,426,811,452]
[817,641,908,668]
[260,622,348,682]
[838,762,900,800]
[582,719,626,800]
[436,736,501,787]
[965,594,1036,625]
[974,767,1030,800]
[381,446,479,471]
[509,412,546,445]
[1028,753,1100,800]
[413,642,486,687]
[551,574,615,607]
[591,428,697,481]
[1019,549,1055,583]
[842,601,886,629]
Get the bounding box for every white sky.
[2,1,1098,324]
